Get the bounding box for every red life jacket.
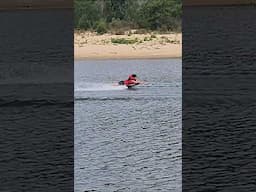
[124,75,137,86]
[124,79,135,86]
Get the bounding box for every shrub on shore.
[96,20,107,35]
[111,29,126,35]
[150,34,157,38]
[134,29,149,34]
[111,38,138,44]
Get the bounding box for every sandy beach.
[74,31,181,59]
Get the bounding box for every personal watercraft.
[118,80,140,88]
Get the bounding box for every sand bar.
[74,32,182,60]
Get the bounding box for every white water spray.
[75,83,127,92]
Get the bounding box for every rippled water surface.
[183,6,256,191]
[0,9,73,191]
[75,59,181,191]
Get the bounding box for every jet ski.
[118,74,142,88]
[118,80,140,88]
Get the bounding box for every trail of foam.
[75,96,174,101]
[75,83,127,92]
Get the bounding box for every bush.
[78,14,91,29]
[150,34,157,38]
[109,18,124,29]
[96,20,107,34]
[112,29,126,35]
[144,37,149,41]
[143,36,154,41]
[109,18,132,35]
[111,38,138,44]
[134,29,148,34]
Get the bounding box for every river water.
[75,59,181,192]
[0,9,73,191]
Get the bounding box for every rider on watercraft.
[118,74,140,87]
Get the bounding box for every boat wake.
[75,83,127,92]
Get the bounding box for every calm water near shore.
[75,59,181,191]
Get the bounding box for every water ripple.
[75,59,181,192]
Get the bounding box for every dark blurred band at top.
[0,0,72,10]
[2,0,254,10]
[183,0,255,6]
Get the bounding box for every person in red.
[124,74,138,86]
[119,74,140,87]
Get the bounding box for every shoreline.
[74,32,182,60]
[74,56,182,61]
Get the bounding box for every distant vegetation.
[75,0,181,34]
[111,37,139,44]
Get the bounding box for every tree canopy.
[75,0,181,33]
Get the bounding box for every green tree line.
[75,0,181,34]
